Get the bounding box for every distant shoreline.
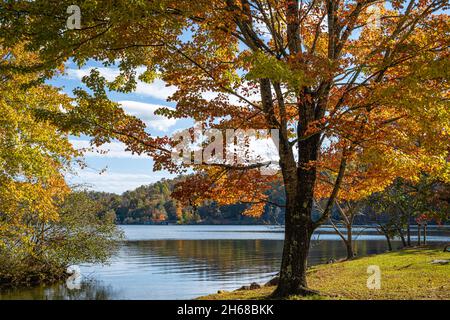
[115,223,450,227]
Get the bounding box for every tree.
[373,179,419,246]
[366,191,401,251]
[0,45,75,263]
[0,190,123,286]
[164,199,178,221]
[0,46,121,286]
[368,176,449,248]
[327,200,362,259]
[1,0,449,297]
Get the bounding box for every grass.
[198,246,450,300]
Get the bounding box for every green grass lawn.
[199,246,450,300]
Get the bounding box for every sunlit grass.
[199,246,450,300]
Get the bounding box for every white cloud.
[135,78,177,101]
[70,139,150,159]
[67,169,174,194]
[66,67,120,82]
[118,100,177,132]
[65,67,177,101]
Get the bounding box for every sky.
[50,61,193,194]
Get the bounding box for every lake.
[1,225,449,300]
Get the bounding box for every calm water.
[1,225,449,300]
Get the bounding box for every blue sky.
[50,61,194,194]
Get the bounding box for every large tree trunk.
[259,78,317,297]
[272,133,320,297]
[272,194,317,297]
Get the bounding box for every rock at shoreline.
[236,282,261,291]
[264,277,279,287]
[327,258,336,264]
[217,290,229,294]
[431,259,449,265]
[249,282,261,289]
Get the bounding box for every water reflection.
[0,280,119,300]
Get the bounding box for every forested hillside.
[86,176,287,225]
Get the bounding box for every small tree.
[330,201,362,259]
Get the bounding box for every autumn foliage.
[1,0,449,296]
